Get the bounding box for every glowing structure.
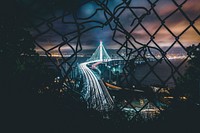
[87,41,111,62]
[79,41,114,111]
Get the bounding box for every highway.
[77,40,157,111]
[79,62,114,111]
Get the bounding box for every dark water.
[74,57,188,87]
[133,59,188,87]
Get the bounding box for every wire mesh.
[20,0,200,120]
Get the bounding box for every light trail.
[78,41,122,111]
[79,62,114,111]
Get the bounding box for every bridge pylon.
[87,41,111,62]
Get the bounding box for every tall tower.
[86,40,111,62]
[100,40,103,61]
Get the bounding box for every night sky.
[29,0,200,54]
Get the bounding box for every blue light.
[80,3,95,16]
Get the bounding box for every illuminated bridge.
[78,41,155,111]
[79,41,114,111]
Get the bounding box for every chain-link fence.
[19,0,200,122]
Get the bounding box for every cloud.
[32,0,200,53]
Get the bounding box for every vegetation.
[176,44,200,102]
[0,1,86,132]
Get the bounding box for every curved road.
[79,62,114,111]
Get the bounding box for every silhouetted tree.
[176,44,200,102]
[1,2,91,133]
[0,1,58,96]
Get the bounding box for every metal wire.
[22,0,200,120]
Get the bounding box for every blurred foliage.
[0,2,88,132]
[176,44,200,102]
[0,1,57,95]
